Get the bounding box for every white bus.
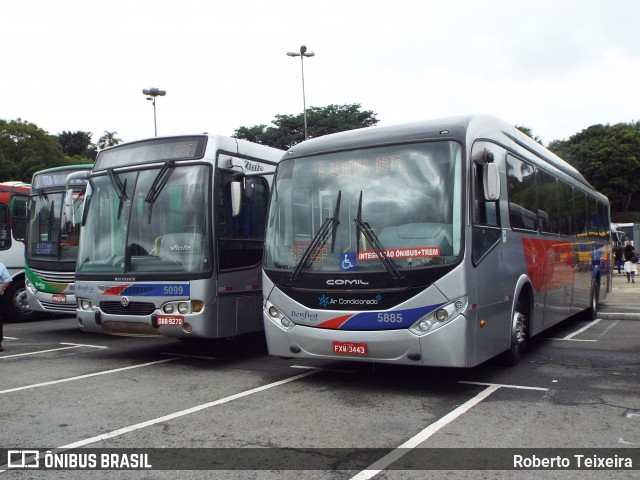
[75,134,282,339]
[24,165,92,315]
[262,115,612,367]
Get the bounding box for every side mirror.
[231,181,243,217]
[483,163,500,201]
[63,188,74,225]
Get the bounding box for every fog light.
[183,323,193,333]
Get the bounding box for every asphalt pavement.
[599,271,640,320]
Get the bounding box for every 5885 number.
[377,313,403,323]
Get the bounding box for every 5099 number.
[163,285,185,295]
[377,313,403,323]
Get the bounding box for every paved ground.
[599,272,640,319]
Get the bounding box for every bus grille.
[30,268,75,283]
[40,302,77,313]
[100,301,156,316]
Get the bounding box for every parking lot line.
[54,369,320,450]
[563,318,601,339]
[0,358,181,394]
[350,384,502,480]
[0,344,98,360]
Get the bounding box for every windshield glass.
[264,141,462,274]
[77,164,211,275]
[26,190,82,262]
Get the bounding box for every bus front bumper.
[264,313,468,367]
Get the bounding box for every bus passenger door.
[469,152,511,364]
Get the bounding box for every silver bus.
[75,135,282,339]
[25,165,92,315]
[262,115,612,367]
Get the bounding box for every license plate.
[157,315,184,327]
[52,294,67,303]
[333,341,367,356]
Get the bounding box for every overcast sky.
[2,0,639,146]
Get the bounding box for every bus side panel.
[570,241,594,315]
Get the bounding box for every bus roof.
[0,181,30,194]
[95,134,283,171]
[283,114,593,191]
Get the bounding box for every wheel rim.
[13,288,32,315]
[511,312,526,352]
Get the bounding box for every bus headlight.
[264,300,294,331]
[163,304,175,314]
[78,298,97,311]
[409,297,467,336]
[178,302,189,314]
[26,279,38,295]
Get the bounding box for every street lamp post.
[287,45,315,140]
[142,87,166,137]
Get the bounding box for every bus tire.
[503,302,528,367]
[4,278,39,322]
[585,277,600,320]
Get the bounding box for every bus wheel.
[5,279,38,322]
[586,278,600,320]
[503,305,528,366]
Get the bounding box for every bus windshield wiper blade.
[145,160,175,223]
[107,168,128,219]
[355,191,404,280]
[290,191,341,282]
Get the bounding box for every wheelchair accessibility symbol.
[341,252,356,271]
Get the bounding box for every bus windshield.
[264,141,463,274]
[77,164,211,275]
[27,189,81,262]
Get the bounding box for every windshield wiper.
[107,168,128,219]
[290,191,341,282]
[145,160,175,223]
[355,191,404,280]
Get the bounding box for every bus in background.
[0,181,32,321]
[24,165,92,315]
[75,134,282,339]
[262,115,612,368]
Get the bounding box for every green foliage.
[0,118,66,182]
[57,130,93,157]
[549,122,640,213]
[97,131,123,150]
[233,104,379,150]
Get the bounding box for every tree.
[549,122,640,213]
[233,104,379,150]
[98,131,123,150]
[0,119,66,182]
[57,130,93,157]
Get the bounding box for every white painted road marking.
[0,343,105,359]
[0,358,180,394]
[56,369,320,450]
[350,381,549,480]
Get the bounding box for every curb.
[598,312,640,321]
